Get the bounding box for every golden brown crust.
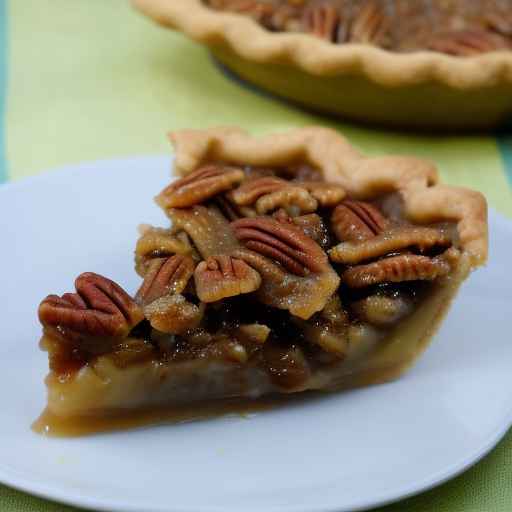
[168,126,488,266]
[133,0,512,89]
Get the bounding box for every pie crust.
[133,0,512,129]
[35,127,488,435]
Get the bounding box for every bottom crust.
[35,256,471,436]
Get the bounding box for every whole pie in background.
[35,127,488,435]
[133,0,512,130]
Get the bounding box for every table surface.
[1,1,511,511]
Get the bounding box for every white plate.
[0,157,511,512]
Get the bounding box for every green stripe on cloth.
[497,135,512,187]
[0,0,7,183]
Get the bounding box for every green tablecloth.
[1,1,511,510]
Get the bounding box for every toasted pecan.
[229,177,317,215]
[39,273,144,339]
[136,254,195,305]
[331,199,388,243]
[194,254,261,302]
[329,225,452,264]
[232,216,329,276]
[156,164,244,209]
[342,250,458,288]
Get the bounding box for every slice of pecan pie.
[36,127,487,435]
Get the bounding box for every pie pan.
[133,0,512,130]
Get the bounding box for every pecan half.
[331,199,388,243]
[194,254,261,303]
[342,250,458,288]
[135,254,201,334]
[169,205,241,258]
[302,3,340,41]
[229,177,317,216]
[135,254,195,306]
[427,29,511,56]
[298,181,346,207]
[156,165,244,209]
[135,226,194,276]
[232,246,339,320]
[38,273,144,339]
[232,217,329,276]
[349,0,390,45]
[329,226,452,265]
[231,218,340,319]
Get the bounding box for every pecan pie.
[204,0,512,55]
[36,127,487,434]
[133,0,512,129]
